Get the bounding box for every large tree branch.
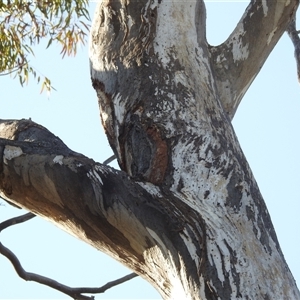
[209,0,299,119]
[0,119,157,258]
[0,195,137,300]
[0,119,202,299]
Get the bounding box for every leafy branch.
[0,0,91,92]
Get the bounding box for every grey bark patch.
[225,172,243,212]
[125,121,152,179]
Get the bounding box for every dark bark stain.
[263,292,271,300]
[121,112,168,184]
[91,78,119,162]
[2,119,71,154]
[226,173,243,212]
[204,190,210,199]
[145,125,168,184]
[223,239,241,297]
[1,174,12,196]
[125,118,152,177]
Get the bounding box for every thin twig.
[0,212,36,232]
[0,240,138,299]
[0,204,138,299]
[0,62,28,76]
[103,154,116,165]
[0,241,93,300]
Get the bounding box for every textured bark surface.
[1,0,300,299]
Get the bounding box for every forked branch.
[0,213,138,300]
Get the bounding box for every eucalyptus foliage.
[0,0,90,92]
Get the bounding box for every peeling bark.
[1,0,300,299]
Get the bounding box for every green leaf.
[46,38,53,49]
[1,0,90,91]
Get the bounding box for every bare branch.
[0,241,92,300]
[0,213,138,299]
[0,240,138,300]
[87,273,138,293]
[102,154,116,165]
[0,212,35,232]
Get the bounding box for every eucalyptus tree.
[1,0,300,299]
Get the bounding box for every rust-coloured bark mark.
[146,126,168,184]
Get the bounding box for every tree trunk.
[1,0,300,299]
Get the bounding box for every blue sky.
[1,1,300,299]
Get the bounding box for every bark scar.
[146,126,168,184]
